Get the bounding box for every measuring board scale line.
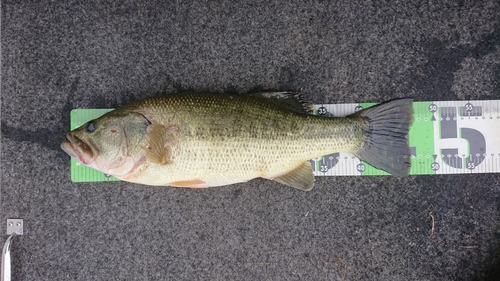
[68,100,500,182]
[431,100,499,175]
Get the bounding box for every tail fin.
[352,99,413,176]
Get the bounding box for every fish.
[61,92,413,191]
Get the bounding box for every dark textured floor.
[2,1,500,280]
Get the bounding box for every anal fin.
[273,161,315,191]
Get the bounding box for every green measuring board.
[68,100,500,182]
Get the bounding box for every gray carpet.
[2,1,500,280]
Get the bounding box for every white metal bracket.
[2,219,24,281]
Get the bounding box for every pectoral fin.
[273,161,315,191]
[144,123,179,165]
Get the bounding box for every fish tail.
[352,99,414,176]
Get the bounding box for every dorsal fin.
[249,92,313,114]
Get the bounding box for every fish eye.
[86,121,96,132]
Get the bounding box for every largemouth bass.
[61,92,413,191]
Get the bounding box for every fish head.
[61,111,150,177]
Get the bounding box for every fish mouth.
[61,132,96,165]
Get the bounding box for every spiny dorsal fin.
[249,92,313,114]
[273,161,315,191]
[144,124,179,165]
